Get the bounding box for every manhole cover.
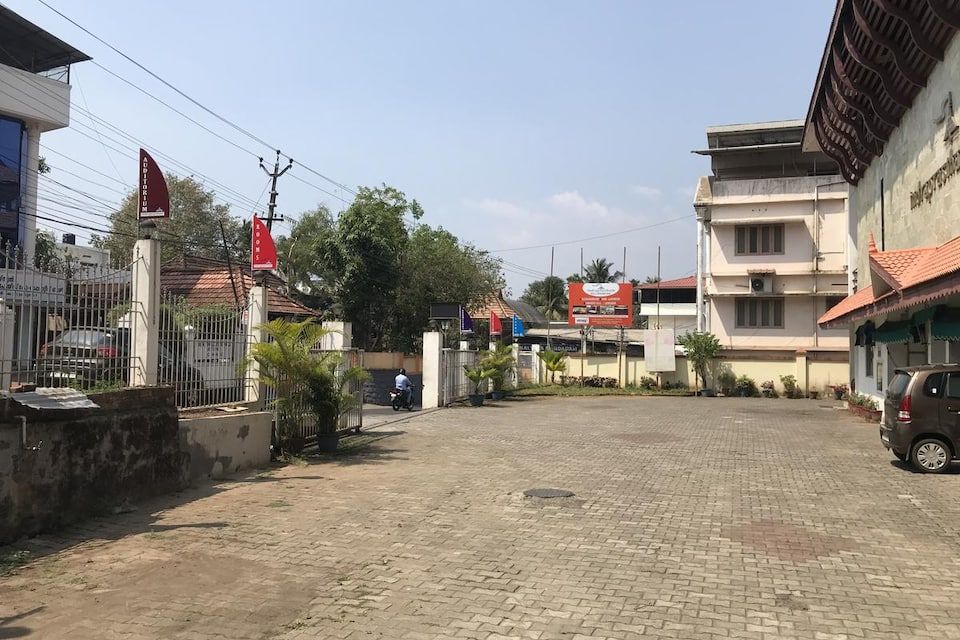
[524,488,575,498]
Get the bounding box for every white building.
[692,120,852,393]
[0,6,89,259]
[635,276,696,338]
[58,234,111,269]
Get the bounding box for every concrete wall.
[563,351,848,395]
[0,388,184,545]
[851,33,960,275]
[363,352,423,374]
[179,411,271,481]
[710,297,849,349]
[0,63,71,131]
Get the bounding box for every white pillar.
[422,331,442,409]
[0,304,13,391]
[21,123,40,261]
[531,344,542,385]
[321,320,352,351]
[696,215,704,333]
[459,340,469,351]
[244,285,268,404]
[129,237,160,386]
[511,343,521,387]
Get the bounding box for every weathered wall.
[852,34,960,274]
[363,352,423,374]
[179,412,272,481]
[0,388,183,545]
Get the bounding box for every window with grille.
[735,224,785,255]
[735,298,784,328]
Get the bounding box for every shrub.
[734,375,758,397]
[847,392,879,411]
[639,376,657,390]
[679,331,722,389]
[717,371,737,395]
[760,380,778,398]
[779,375,798,398]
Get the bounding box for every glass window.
[734,224,786,256]
[923,372,944,398]
[0,116,23,248]
[947,374,960,399]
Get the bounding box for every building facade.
[635,275,696,337]
[694,121,852,362]
[0,7,88,259]
[807,1,960,404]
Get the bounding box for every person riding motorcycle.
[395,368,413,407]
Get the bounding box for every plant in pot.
[779,374,799,399]
[832,383,849,400]
[464,363,495,406]
[734,375,758,397]
[717,371,736,397]
[537,349,568,385]
[679,331,722,395]
[760,380,777,398]
[304,357,369,453]
[482,343,515,400]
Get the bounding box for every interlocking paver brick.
[2,397,960,638]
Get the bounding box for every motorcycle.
[390,387,414,411]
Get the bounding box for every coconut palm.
[583,258,623,283]
[520,276,568,321]
[537,349,568,384]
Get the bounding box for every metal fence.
[158,293,250,409]
[440,348,480,405]
[0,246,136,393]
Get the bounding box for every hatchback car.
[881,365,960,473]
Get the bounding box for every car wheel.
[912,438,951,474]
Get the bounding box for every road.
[2,396,959,639]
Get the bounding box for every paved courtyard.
[3,397,960,639]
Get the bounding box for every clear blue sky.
[7,0,835,293]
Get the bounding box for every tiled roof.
[818,233,960,327]
[471,295,517,320]
[161,257,318,318]
[637,276,696,290]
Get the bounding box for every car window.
[887,372,911,399]
[53,329,112,346]
[923,373,945,398]
[947,374,960,400]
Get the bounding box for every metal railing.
[0,245,136,393]
[440,348,479,405]
[158,293,250,409]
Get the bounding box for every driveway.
[2,397,960,639]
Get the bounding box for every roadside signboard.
[568,282,633,327]
[251,215,278,271]
[138,149,170,220]
[644,328,676,372]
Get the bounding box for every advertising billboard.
[568,282,633,327]
[643,328,676,372]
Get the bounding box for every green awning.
[912,306,941,326]
[932,308,960,340]
[875,320,914,344]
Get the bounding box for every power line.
[489,214,691,253]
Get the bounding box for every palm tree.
[644,275,661,284]
[537,349,568,384]
[520,276,567,321]
[583,258,623,283]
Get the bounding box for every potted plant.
[482,343,515,400]
[832,383,849,400]
[717,371,736,397]
[464,363,494,406]
[779,374,799,399]
[247,318,368,455]
[760,380,777,398]
[808,387,820,400]
[679,331,722,395]
[305,356,369,453]
[734,375,757,397]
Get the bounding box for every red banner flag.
[251,215,278,271]
[490,311,503,335]
[138,149,170,220]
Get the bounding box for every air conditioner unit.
[749,276,773,294]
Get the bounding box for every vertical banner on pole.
[138,149,170,220]
[251,215,278,271]
[460,307,474,335]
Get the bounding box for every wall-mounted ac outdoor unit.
[749,276,773,294]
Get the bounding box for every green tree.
[679,331,722,391]
[276,206,339,314]
[321,185,420,351]
[92,174,246,265]
[566,273,583,283]
[520,276,568,321]
[583,258,623,283]
[34,229,61,269]
[644,275,661,284]
[537,349,568,384]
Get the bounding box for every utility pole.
[622,246,627,283]
[259,150,294,231]
[548,246,554,351]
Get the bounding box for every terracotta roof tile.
[637,276,696,290]
[471,295,517,320]
[161,266,318,317]
[818,285,877,325]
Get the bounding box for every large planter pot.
[834,389,845,400]
[468,393,485,407]
[315,432,340,453]
[491,390,505,401]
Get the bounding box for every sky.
[5,0,836,294]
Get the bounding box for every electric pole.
[259,150,294,231]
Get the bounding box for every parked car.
[37,327,205,404]
[881,365,960,473]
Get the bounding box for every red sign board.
[138,149,170,219]
[568,282,634,327]
[251,215,278,271]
